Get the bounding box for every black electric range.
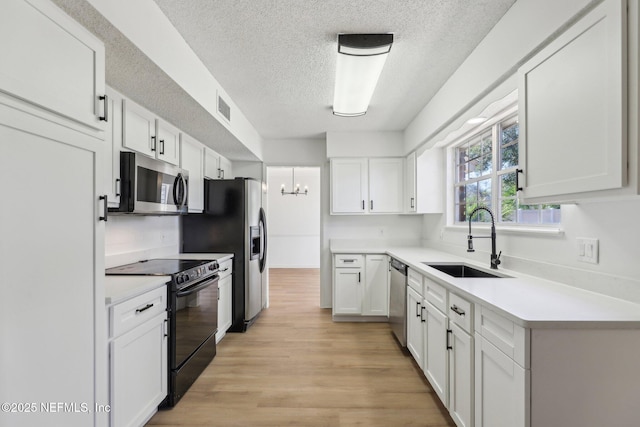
[106,258,220,407]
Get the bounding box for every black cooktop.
[105,259,212,276]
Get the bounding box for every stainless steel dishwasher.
[389,257,408,347]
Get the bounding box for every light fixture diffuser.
[333,34,394,117]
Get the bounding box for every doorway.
[266,166,321,268]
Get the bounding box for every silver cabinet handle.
[115,178,121,197]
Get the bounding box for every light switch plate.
[577,237,599,264]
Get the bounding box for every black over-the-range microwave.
[109,152,188,215]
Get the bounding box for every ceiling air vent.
[217,94,231,122]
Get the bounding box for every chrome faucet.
[467,206,501,269]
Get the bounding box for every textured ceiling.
[51,0,516,158]
[153,0,517,140]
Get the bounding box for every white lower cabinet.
[474,333,526,427]
[333,267,363,315]
[449,322,474,427]
[108,286,168,427]
[333,254,389,318]
[216,257,233,343]
[406,286,424,366]
[363,254,389,315]
[423,300,448,406]
[406,271,474,427]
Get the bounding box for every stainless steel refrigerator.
[181,177,267,331]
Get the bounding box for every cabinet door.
[449,323,474,427]
[1,104,105,427]
[156,119,180,166]
[518,0,626,202]
[333,267,363,314]
[406,286,424,366]
[363,254,389,316]
[111,312,168,427]
[0,0,106,130]
[406,152,417,212]
[475,334,527,427]
[416,148,444,213]
[104,86,123,207]
[219,155,233,179]
[122,98,156,158]
[424,301,448,406]
[331,158,368,213]
[180,134,205,212]
[204,147,221,179]
[216,274,233,342]
[369,158,403,213]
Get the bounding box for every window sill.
[445,224,564,237]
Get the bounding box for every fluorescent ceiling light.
[333,34,394,117]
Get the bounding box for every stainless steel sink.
[423,263,509,278]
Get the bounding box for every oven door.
[173,275,219,369]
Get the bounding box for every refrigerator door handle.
[258,207,267,273]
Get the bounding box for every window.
[453,114,560,225]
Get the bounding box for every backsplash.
[105,215,180,268]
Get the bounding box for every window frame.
[447,107,561,230]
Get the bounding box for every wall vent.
[217,95,231,122]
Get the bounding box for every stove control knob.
[176,275,183,284]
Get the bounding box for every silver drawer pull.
[342,259,356,263]
[135,303,154,314]
[220,267,230,272]
[451,305,465,316]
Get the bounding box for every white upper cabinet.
[330,157,403,214]
[518,0,627,202]
[406,152,417,212]
[369,158,403,213]
[156,119,180,166]
[122,97,180,166]
[180,134,205,212]
[406,148,444,214]
[122,98,156,158]
[0,0,106,131]
[104,86,124,207]
[204,147,233,180]
[331,158,369,213]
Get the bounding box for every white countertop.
[105,253,234,305]
[331,243,640,328]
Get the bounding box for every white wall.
[105,216,180,268]
[267,167,321,268]
[327,131,404,157]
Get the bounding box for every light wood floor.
[147,268,455,426]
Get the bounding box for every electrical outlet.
[577,237,599,264]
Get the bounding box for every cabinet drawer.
[335,254,364,268]
[218,258,233,279]
[407,268,423,294]
[110,286,167,338]
[424,277,447,313]
[475,306,528,368]
[448,293,472,333]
